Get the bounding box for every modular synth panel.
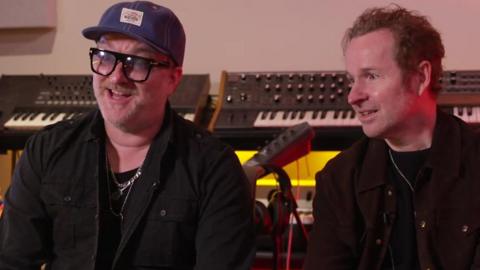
[0,74,210,151]
[209,70,480,150]
[209,70,361,150]
[437,70,480,122]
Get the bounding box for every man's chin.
[105,115,136,132]
[361,125,382,139]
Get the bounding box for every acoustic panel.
[0,0,56,28]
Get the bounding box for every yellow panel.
[236,151,339,187]
[0,151,13,197]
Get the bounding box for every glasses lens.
[91,49,116,76]
[123,56,150,82]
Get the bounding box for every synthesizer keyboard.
[209,71,362,150]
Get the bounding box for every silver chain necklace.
[388,149,415,192]
[105,153,143,220]
[110,166,142,200]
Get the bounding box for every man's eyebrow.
[360,67,377,73]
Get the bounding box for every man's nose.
[347,81,368,105]
[108,61,130,83]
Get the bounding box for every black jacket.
[0,106,255,270]
[304,110,480,270]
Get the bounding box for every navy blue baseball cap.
[82,1,186,66]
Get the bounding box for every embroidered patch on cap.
[120,8,143,26]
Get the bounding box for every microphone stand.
[261,164,309,242]
[248,164,309,270]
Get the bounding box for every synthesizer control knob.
[255,74,261,81]
[329,94,336,101]
[275,84,281,91]
[318,94,325,102]
[309,74,315,82]
[275,74,282,81]
[266,73,272,80]
[296,94,303,103]
[297,84,304,90]
[330,83,336,89]
[264,84,271,91]
[331,72,337,78]
[240,92,247,101]
[287,84,293,91]
[450,77,457,85]
[309,84,315,91]
[241,74,247,80]
[319,83,325,91]
[307,94,314,102]
[337,88,344,95]
[288,73,294,80]
[274,94,281,103]
[337,77,344,84]
[320,73,326,80]
[226,95,233,103]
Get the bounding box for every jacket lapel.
[112,106,175,266]
[355,140,389,227]
[427,109,462,183]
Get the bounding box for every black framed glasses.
[89,48,171,82]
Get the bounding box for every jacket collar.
[356,108,462,192]
[357,139,389,193]
[426,108,462,180]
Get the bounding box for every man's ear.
[416,60,432,96]
[167,67,183,95]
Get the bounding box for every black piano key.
[270,111,277,120]
[12,112,22,121]
[42,112,52,121]
[333,110,340,119]
[467,107,473,116]
[260,111,267,120]
[290,111,297,120]
[299,111,305,120]
[457,107,464,116]
[21,112,32,121]
[29,112,39,121]
[312,111,319,119]
[49,112,59,121]
[320,111,327,119]
[350,110,356,119]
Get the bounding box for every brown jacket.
[304,110,480,270]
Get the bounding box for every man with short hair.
[0,1,255,269]
[304,5,480,270]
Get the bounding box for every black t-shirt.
[95,168,138,269]
[382,148,429,270]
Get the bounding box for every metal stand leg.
[10,150,19,176]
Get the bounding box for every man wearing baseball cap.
[0,1,255,269]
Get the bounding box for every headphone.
[253,164,294,236]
